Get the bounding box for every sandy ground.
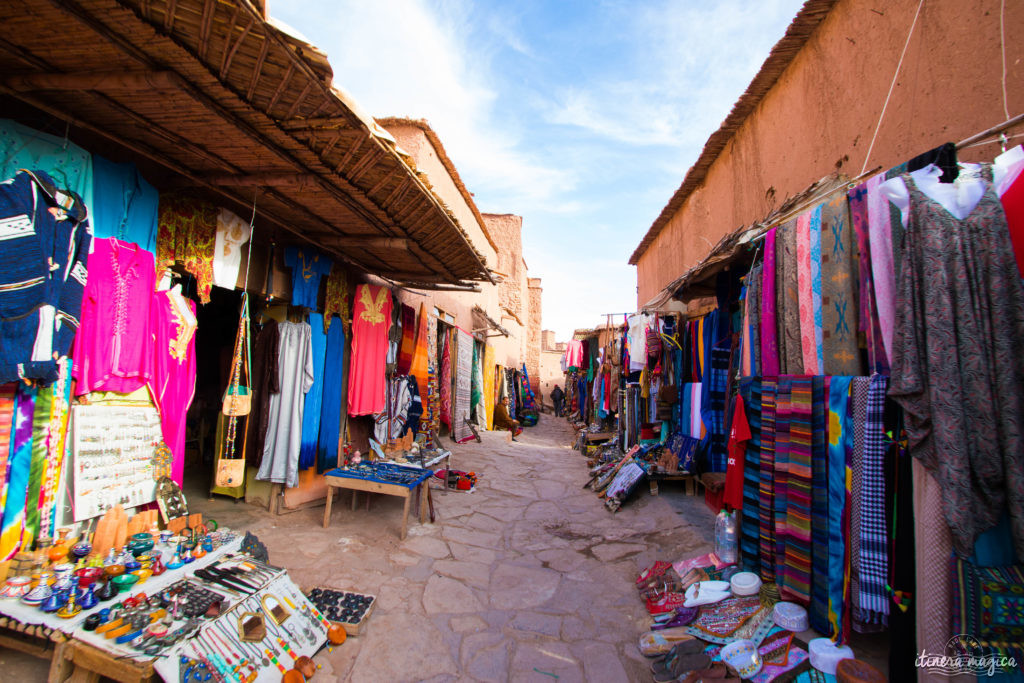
[2,416,722,681]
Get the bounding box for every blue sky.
[273,0,805,341]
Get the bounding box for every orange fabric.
[409,303,430,384]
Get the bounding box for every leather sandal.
[677,661,730,682]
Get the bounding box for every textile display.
[150,288,197,485]
[826,376,853,640]
[519,364,539,412]
[739,378,763,576]
[914,459,955,675]
[257,321,313,488]
[471,343,484,428]
[758,378,777,583]
[92,154,159,253]
[848,377,880,633]
[405,376,423,436]
[796,210,821,375]
[857,374,889,621]
[0,118,93,210]
[865,175,896,361]
[0,170,91,386]
[298,313,328,470]
[317,316,345,473]
[74,238,156,396]
[283,246,332,310]
[819,195,860,375]
[780,376,812,605]
[482,344,496,429]
[424,312,439,446]
[889,167,1024,559]
[773,377,792,585]
[565,339,584,369]
[347,284,393,416]
[0,384,17,541]
[777,219,804,375]
[24,389,51,545]
[323,264,349,333]
[741,265,759,377]
[952,558,1024,655]
[409,303,430,385]
[396,304,416,376]
[39,361,71,540]
[703,346,731,472]
[847,182,889,373]
[809,376,829,634]
[0,385,35,560]
[373,376,412,443]
[156,195,217,304]
[452,330,474,443]
[439,331,452,429]
[212,208,251,289]
[245,319,279,466]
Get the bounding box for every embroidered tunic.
[347,285,393,416]
[150,288,197,486]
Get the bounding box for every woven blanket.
[759,378,777,583]
[848,184,889,373]
[774,377,792,584]
[760,229,780,375]
[453,330,473,443]
[439,331,452,428]
[777,220,803,375]
[781,376,812,605]
[825,376,853,641]
[740,378,763,576]
[482,345,495,429]
[820,195,860,375]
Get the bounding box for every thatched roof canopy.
[0,0,491,285]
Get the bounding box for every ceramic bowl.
[104,564,126,579]
[721,638,762,678]
[111,573,139,593]
[730,572,763,596]
[131,569,152,584]
[773,601,810,632]
[0,576,32,599]
[128,539,154,557]
[74,567,104,589]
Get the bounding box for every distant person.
[551,384,565,417]
[493,397,523,441]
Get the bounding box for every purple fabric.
[848,183,889,373]
[866,175,896,363]
[760,228,780,376]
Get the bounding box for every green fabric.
[470,343,482,417]
[25,390,52,544]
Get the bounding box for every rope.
[859,0,926,176]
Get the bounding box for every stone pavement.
[2,416,715,681]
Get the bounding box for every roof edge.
[628,0,840,265]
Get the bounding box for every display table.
[322,463,434,538]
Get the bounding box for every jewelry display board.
[71,404,162,521]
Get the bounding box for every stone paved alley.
[3,416,713,682]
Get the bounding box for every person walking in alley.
[551,384,565,417]
[494,396,523,441]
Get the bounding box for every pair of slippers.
[677,662,740,683]
[651,639,740,682]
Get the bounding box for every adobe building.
[630,0,1024,307]
[539,330,567,408]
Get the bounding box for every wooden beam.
[399,281,482,293]
[199,173,311,187]
[4,70,182,92]
[280,115,352,130]
[326,237,409,251]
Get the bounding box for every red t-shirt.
[723,395,751,510]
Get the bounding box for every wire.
[1001,0,1011,121]
[860,0,926,176]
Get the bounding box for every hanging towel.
[409,303,430,385]
[809,205,825,373]
[24,389,52,545]
[453,330,474,443]
[773,376,794,590]
[781,376,813,605]
[439,332,452,428]
[809,376,829,632]
[739,378,763,576]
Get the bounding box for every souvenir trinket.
[0,576,32,600]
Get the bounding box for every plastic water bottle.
[715,509,737,564]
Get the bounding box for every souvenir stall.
[632,133,1024,681]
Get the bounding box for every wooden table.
[322,466,434,539]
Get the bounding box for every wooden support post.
[4,70,182,92]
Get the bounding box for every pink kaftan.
[149,289,197,486]
[347,284,392,415]
[73,238,155,395]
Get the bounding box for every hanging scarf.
[760,229,780,375]
[826,376,854,641]
[24,388,53,545]
[439,332,452,428]
[858,375,890,622]
[0,385,36,560]
[758,378,777,583]
[483,345,495,429]
[397,304,416,376]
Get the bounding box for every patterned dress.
[888,167,1024,558]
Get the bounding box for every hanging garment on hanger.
[74,238,155,395]
[347,284,393,416]
[245,319,279,467]
[316,315,345,473]
[298,313,327,470]
[91,155,159,253]
[257,321,313,488]
[212,208,251,289]
[283,246,332,310]
[0,170,91,386]
[889,166,1024,559]
[156,195,217,304]
[323,263,349,332]
[0,119,93,209]
[149,287,197,486]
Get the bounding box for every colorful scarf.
[858,374,889,621]
[760,229,780,375]
[809,376,829,632]
[40,360,73,539]
[773,377,793,583]
[704,346,731,472]
[826,376,854,640]
[820,196,861,375]
[396,304,416,376]
[24,388,53,545]
[482,344,495,429]
[519,364,538,412]
[739,378,763,576]
[1,385,36,560]
[778,220,803,375]
[409,303,430,384]
[796,211,819,374]
[781,376,812,604]
[848,184,888,373]
[439,331,452,428]
[0,383,17,512]
[759,378,777,583]
[810,206,825,373]
[865,175,896,361]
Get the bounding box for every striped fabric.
[452,330,474,443]
[0,385,36,560]
[739,378,763,576]
[781,376,812,604]
[759,378,777,583]
[809,376,830,632]
[773,377,792,583]
[826,376,854,640]
[705,346,732,472]
[858,374,890,621]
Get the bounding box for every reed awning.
[0,0,492,285]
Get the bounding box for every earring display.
[71,405,164,520]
